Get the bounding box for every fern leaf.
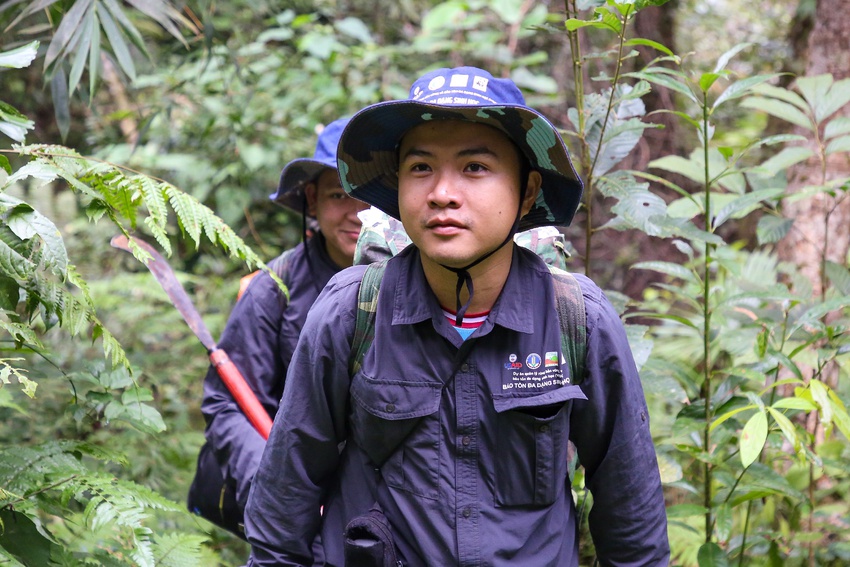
[153,533,209,567]
[0,358,37,397]
[164,186,203,245]
[0,318,41,347]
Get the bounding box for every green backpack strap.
[350,260,389,375]
[547,265,587,386]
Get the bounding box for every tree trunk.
[777,0,850,297]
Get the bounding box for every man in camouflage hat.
[245,67,669,566]
[189,117,367,537]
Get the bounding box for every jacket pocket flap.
[492,385,587,413]
[351,377,442,420]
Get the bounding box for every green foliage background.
[2,0,849,565]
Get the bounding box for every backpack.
[349,233,587,386]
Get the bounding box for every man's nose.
[428,172,461,208]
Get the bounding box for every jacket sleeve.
[570,275,670,567]
[200,271,288,510]
[244,270,362,566]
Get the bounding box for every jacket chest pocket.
[349,373,442,500]
[491,385,587,507]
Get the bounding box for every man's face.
[306,168,368,268]
[398,120,540,271]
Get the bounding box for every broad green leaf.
[0,101,35,142]
[698,542,730,567]
[825,135,850,155]
[0,155,10,175]
[649,155,704,183]
[796,297,850,329]
[756,215,793,245]
[99,3,136,80]
[797,75,850,123]
[771,397,816,411]
[740,97,813,131]
[751,146,814,178]
[3,197,68,276]
[699,72,720,93]
[828,394,850,440]
[809,380,832,425]
[824,116,850,140]
[422,1,466,33]
[740,410,768,468]
[825,261,850,295]
[666,504,707,518]
[625,70,698,104]
[751,83,808,110]
[334,17,373,43]
[623,38,673,56]
[713,74,780,109]
[632,260,697,283]
[0,509,61,565]
[715,503,733,543]
[714,42,752,74]
[711,404,757,432]
[713,188,784,228]
[0,40,39,69]
[767,407,800,451]
[511,67,558,94]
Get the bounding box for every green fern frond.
[0,317,41,346]
[164,186,203,245]
[0,357,37,397]
[153,532,209,567]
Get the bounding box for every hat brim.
[270,158,336,213]
[337,101,583,230]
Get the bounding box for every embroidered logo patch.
[545,352,559,367]
[526,353,541,370]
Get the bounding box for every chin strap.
[442,202,523,327]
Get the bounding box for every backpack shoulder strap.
[350,260,389,375]
[268,247,298,285]
[547,265,587,386]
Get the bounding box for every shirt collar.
[389,245,541,334]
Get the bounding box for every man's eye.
[328,192,347,200]
[466,163,487,173]
[410,163,430,172]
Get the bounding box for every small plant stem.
[701,89,714,544]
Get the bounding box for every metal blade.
[110,234,216,352]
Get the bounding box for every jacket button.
[462,508,471,518]
[539,424,549,433]
[461,363,469,372]
[462,435,471,446]
[386,404,395,413]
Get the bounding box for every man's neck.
[419,245,514,314]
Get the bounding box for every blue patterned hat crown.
[337,67,583,229]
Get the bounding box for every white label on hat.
[413,86,423,99]
[450,74,469,87]
[429,76,446,91]
[472,76,489,92]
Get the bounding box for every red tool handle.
[209,349,273,440]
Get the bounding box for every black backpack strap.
[350,260,389,375]
[547,265,587,386]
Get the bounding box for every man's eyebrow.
[400,146,498,160]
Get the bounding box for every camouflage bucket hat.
[337,67,583,230]
[270,117,350,214]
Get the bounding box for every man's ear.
[304,183,318,217]
[521,171,542,216]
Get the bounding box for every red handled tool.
[111,234,273,440]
